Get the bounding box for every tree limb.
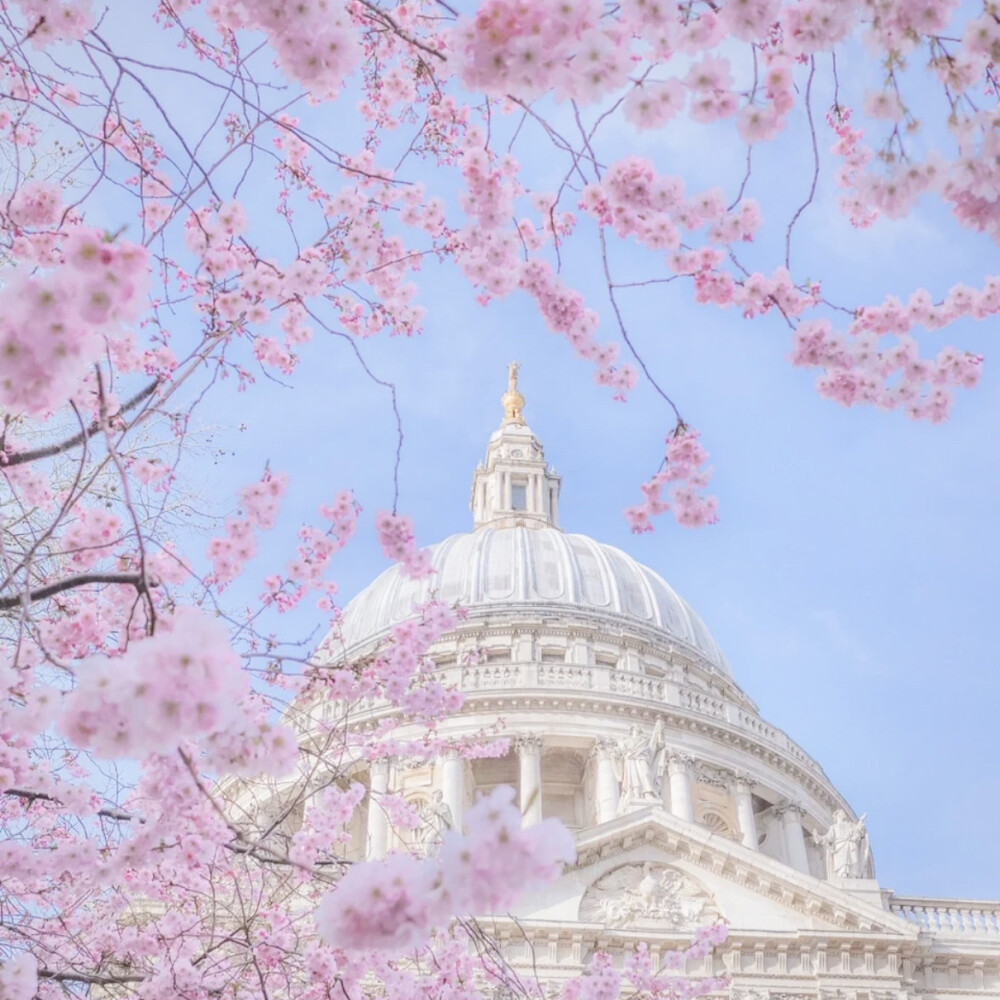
[0,573,152,611]
[1,379,160,468]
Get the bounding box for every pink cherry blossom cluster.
[375,510,432,579]
[790,319,982,422]
[315,786,575,955]
[288,782,367,868]
[10,0,92,46]
[562,926,730,1000]
[368,601,461,711]
[826,107,878,228]
[183,200,248,262]
[520,259,638,399]
[128,456,172,488]
[830,79,1000,244]
[58,606,250,758]
[621,929,730,998]
[60,507,123,570]
[450,0,631,103]
[0,222,149,417]
[0,952,37,1000]
[562,952,621,1000]
[208,0,360,101]
[202,691,299,777]
[312,599,466,726]
[263,490,359,612]
[580,157,760,258]
[6,179,62,227]
[626,429,718,532]
[176,180,425,362]
[373,791,422,834]
[738,53,795,144]
[448,131,636,400]
[207,470,289,585]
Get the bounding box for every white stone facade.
[291,368,1000,1000]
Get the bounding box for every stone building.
[298,366,1000,1000]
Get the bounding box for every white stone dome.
[337,526,731,677]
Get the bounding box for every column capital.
[667,752,696,774]
[514,733,544,755]
[733,771,756,791]
[591,736,618,759]
[369,756,392,776]
[774,799,806,821]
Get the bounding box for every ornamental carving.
[729,990,770,1000]
[693,761,734,789]
[579,862,720,930]
[730,992,815,1000]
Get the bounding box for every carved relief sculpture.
[580,862,720,930]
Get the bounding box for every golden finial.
[501,361,525,426]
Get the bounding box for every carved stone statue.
[812,809,870,878]
[613,719,664,811]
[416,789,453,854]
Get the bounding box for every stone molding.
[482,916,1000,990]
[569,810,910,936]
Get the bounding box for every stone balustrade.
[890,897,1000,935]
[442,659,821,775]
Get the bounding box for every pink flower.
[7,181,62,227]
[316,787,574,955]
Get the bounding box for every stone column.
[733,774,759,851]
[779,802,810,873]
[366,757,390,859]
[667,753,695,822]
[516,734,544,826]
[593,738,620,823]
[441,750,465,833]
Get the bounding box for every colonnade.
[363,733,804,865]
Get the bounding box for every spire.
[501,361,526,426]
[470,366,562,531]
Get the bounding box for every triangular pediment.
[514,807,917,942]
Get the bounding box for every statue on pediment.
[812,809,870,878]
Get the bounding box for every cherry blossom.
[1,0,999,994]
[316,786,575,955]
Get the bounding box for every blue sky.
[69,9,1000,901]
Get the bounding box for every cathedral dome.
[335,364,729,676]
[337,525,731,676]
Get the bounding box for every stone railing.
[447,660,821,775]
[890,897,1000,936]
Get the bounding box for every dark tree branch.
[38,969,146,985]
[0,573,151,611]
[3,787,137,822]
[1,379,160,468]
